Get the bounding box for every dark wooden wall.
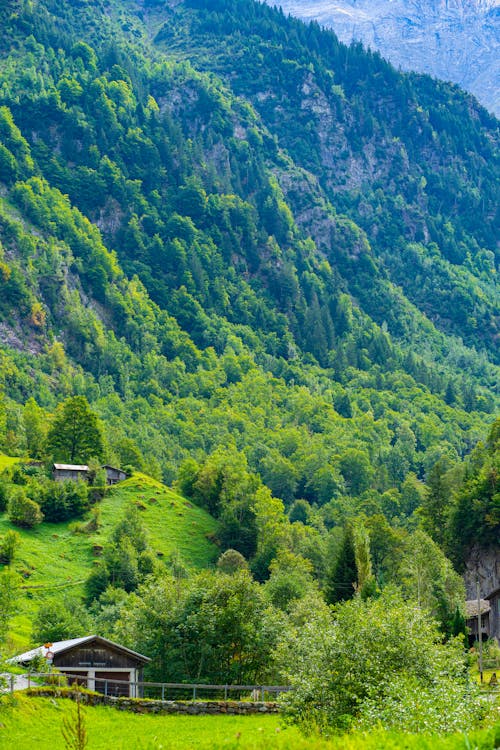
[54,645,141,669]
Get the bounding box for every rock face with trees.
[266,0,500,117]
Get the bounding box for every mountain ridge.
[0,0,497,506]
[266,0,500,116]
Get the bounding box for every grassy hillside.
[0,695,499,750]
[0,472,218,650]
[0,454,20,472]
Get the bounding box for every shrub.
[0,529,20,564]
[7,488,43,528]
[279,588,488,734]
[216,548,249,575]
[0,481,7,512]
[39,480,89,522]
[356,673,488,734]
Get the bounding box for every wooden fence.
[14,671,292,701]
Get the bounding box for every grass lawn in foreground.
[0,695,499,750]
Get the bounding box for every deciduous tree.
[47,396,104,463]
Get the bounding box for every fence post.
[261,687,264,702]
[28,672,31,689]
[104,680,108,697]
[161,684,165,701]
[224,685,228,700]
[192,685,196,701]
[10,674,14,695]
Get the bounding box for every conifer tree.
[326,524,357,604]
[419,458,451,547]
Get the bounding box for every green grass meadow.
[0,695,499,750]
[0,454,20,472]
[0,463,218,650]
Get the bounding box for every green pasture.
[0,695,499,750]
[0,468,218,650]
[0,454,20,472]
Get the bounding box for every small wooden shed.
[53,464,89,482]
[465,599,491,645]
[12,636,150,697]
[102,465,127,485]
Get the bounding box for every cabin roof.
[53,464,89,471]
[10,635,150,664]
[465,599,491,618]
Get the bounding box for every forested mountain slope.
[152,0,499,361]
[0,0,498,573]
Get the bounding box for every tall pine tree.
[326,524,357,604]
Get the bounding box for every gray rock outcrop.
[268,0,500,116]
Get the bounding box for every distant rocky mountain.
[268,0,500,116]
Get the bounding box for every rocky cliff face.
[268,0,499,116]
[464,545,500,599]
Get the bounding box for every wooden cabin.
[53,464,89,482]
[11,635,150,697]
[465,599,491,645]
[102,465,127,485]
[464,546,500,645]
[486,587,500,643]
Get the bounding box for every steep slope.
[0,0,497,532]
[265,0,500,117]
[150,0,499,363]
[1,471,218,648]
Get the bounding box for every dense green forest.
[0,0,499,736]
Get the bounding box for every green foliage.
[326,524,357,604]
[0,567,19,645]
[216,548,249,575]
[46,396,104,464]
[61,688,88,750]
[38,480,90,523]
[397,530,464,636]
[280,589,486,734]
[419,458,454,546]
[122,570,283,684]
[264,550,316,613]
[0,0,497,693]
[84,504,156,602]
[23,398,48,460]
[1,696,500,749]
[338,451,373,497]
[0,529,20,564]
[289,500,311,525]
[7,487,43,528]
[32,596,92,644]
[0,0,496,562]
[448,418,500,562]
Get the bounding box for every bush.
[279,588,488,734]
[7,488,43,528]
[0,481,7,512]
[216,548,249,575]
[38,480,89,522]
[356,673,488,734]
[0,529,20,564]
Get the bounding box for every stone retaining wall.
[26,687,280,714]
